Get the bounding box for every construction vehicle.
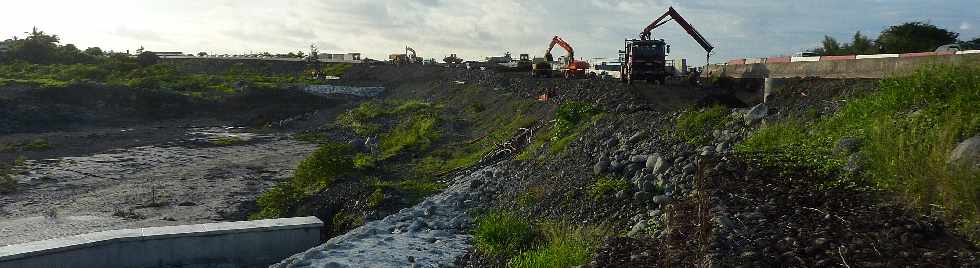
[620,7,713,84]
[533,36,591,79]
[444,54,463,64]
[390,46,421,64]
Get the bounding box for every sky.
[1,0,977,64]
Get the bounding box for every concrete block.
[855,54,899,59]
[0,217,323,268]
[790,56,820,62]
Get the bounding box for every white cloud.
[0,0,977,63]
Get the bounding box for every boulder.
[594,160,610,175]
[949,136,980,171]
[629,154,648,163]
[610,160,625,172]
[628,131,648,144]
[834,137,863,155]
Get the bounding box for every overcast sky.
[1,0,977,64]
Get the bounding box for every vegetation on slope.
[473,210,609,267]
[738,64,980,239]
[674,105,731,145]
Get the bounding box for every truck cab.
[620,39,670,83]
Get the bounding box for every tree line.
[811,21,980,56]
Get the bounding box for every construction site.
[1,3,980,268]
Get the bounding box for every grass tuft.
[675,105,730,145]
[507,222,609,268]
[588,176,630,200]
[473,211,537,257]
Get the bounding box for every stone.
[715,142,730,153]
[594,160,610,175]
[610,160,624,172]
[834,137,863,155]
[629,154,648,163]
[652,195,669,204]
[633,191,650,201]
[845,152,864,173]
[615,190,627,199]
[701,146,715,156]
[628,131,648,144]
[628,220,648,237]
[604,138,619,148]
[948,135,980,170]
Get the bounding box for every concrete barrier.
[304,85,385,97]
[0,217,323,268]
[705,53,980,79]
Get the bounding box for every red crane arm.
[545,36,575,61]
[640,7,714,53]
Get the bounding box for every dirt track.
[0,126,316,246]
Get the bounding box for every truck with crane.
[619,7,714,84]
[532,36,591,79]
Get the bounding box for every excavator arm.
[544,36,574,63]
[640,7,714,54]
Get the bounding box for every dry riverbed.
[0,126,316,246]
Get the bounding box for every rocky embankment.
[272,166,503,268]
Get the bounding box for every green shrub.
[366,188,384,208]
[293,143,356,193]
[474,211,537,257]
[353,153,377,169]
[23,139,52,151]
[252,142,357,219]
[675,105,729,145]
[507,223,608,268]
[209,136,244,146]
[588,176,630,200]
[737,64,980,240]
[0,168,16,194]
[552,102,598,141]
[379,115,440,159]
[371,179,446,198]
[250,182,305,219]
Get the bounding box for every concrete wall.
[705,53,980,79]
[304,85,385,98]
[0,217,322,268]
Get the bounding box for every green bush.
[366,188,384,208]
[251,182,305,219]
[379,115,440,159]
[507,223,608,268]
[737,64,980,239]
[552,102,598,141]
[252,142,357,219]
[588,176,630,200]
[0,168,16,194]
[675,105,729,145]
[473,211,537,257]
[293,143,356,193]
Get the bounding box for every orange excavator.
[620,7,713,83]
[532,36,591,79]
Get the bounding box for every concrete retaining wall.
[705,53,980,79]
[0,217,322,268]
[304,85,385,97]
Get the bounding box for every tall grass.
[738,64,980,239]
[507,223,609,268]
[675,105,730,145]
[473,212,537,257]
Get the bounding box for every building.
[150,51,186,58]
[317,53,362,62]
